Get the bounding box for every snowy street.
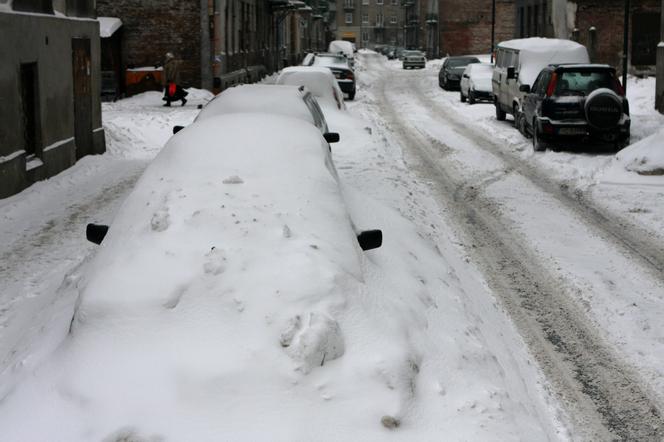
[1,52,663,440]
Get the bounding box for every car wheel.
[468,91,476,105]
[532,121,547,152]
[495,101,506,121]
[460,91,466,103]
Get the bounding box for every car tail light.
[612,76,625,96]
[346,71,354,81]
[546,72,558,97]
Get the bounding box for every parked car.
[402,50,426,69]
[396,47,407,60]
[520,64,630,151]
[311,53,356,100]
[275,66,346,111]
[492,37,589,123]
[460,62,494,104]
[386,46,397,60]
[195,84,339,143]
[328,40,355,67]
[438,56,480,90]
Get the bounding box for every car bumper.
[336,79,355,93]
[470,89,493,100]
[403,61,426,68]
[445,77,460,88]
[536,117,631,144]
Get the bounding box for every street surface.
[0,53,663,440]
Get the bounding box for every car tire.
[495,101,506,121]
[532,121,547,152]
[460,91,466,103]
[468,91,476,105]
[516,112,529,138]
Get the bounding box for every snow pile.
[606,126,664,178]
[98,16,122,38]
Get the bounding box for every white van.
[328,40,355,67]
[492,38,589,122]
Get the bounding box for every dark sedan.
[439,56,480,90]
[311,53,356,100]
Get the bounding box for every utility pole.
[490,0,496,63]
[656,0,664,113]
[622,0,630,92]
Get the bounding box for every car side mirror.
[357,230,382,251]
[519,84,531,93]
[507,66,516,80]
[173,125,184,134]
[197,104,203,109]
[324,132,340,143]
[86,223,109,245]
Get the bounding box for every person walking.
[162,52,188,107]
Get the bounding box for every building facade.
[439,0,515,56]
[0,0,105,199]
[516,0,661,72]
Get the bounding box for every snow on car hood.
[472,77,493,92]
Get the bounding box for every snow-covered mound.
[611,126,664,176]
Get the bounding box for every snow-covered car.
[1,113,381,440]
[275,66,346,111]
[194,84,340,143]
[492,37,589,122]
[438,56,480,90]
[328,40,355,67]
[460,62,494,104]
[520,64,630,151]
[311,53,356,100]
[402,50,426,69]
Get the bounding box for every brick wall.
[97,0,202,88]
[439,0,515,56]
[574,0,660,70]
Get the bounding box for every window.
[392,0,398,4]
[362,0,369,5]
[376,13,383,26]
[362,30,369,42]
[376,0,383,4]
[345,13,353,24]
[362,14,368,24]
[390,15,397,24]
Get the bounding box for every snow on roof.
[276,66,346,111]
[196,84,315,125]
[98,16,122,38]
[328,40,354,58]
[312,54,350,70]
[498,38,589,86]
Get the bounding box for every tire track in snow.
[363,54,664,440]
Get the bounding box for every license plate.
[558,127,586,135]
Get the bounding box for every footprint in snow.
[203,247,226,275]
[223,175,244,184]
[280,312,344,374]
[150,207,170,232]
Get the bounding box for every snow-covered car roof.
[0,113,365,440]
[498,37,589,86]
[465,62,493,77]
[328,40,354,58]
[195,84,316,126]
[276,66,346,110]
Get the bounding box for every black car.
[519,64,630,151]
[439,56,480,90]
[311,53,356,100]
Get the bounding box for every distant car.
[275,66,346,111]
[492,38,589,122]
[439,56,480,90]
[311,53,356,100]
[520,64,630,151]
[386,46,397,60]
[396,47,407,60]
[195,84,339,143]
[460,63,494,104]
[328,40,355,67]
[402,50,426,69]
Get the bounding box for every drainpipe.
[200,0,213,90]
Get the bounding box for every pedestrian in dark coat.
[162,52,188,107]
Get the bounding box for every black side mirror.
[357,230,382,251]
[507,66,516,80]
[86,223,109,245]
[519,84,531,93]
[324,132,340,143]
[197,104,203,109]
[173,125,184,134]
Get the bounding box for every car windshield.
[448,58,479,68]
[555,70,621,96]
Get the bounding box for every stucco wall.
[0,11,104,199]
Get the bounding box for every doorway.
[20,62,41,158]
[72,37,92,158]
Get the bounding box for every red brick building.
[439,0,515,56]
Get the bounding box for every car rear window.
[555,70,621,96]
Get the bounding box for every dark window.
[518,7,525,38]
[631,13,660,66]
[12,0,53,14]
[20,63,41,157]
[556,70,620,96]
